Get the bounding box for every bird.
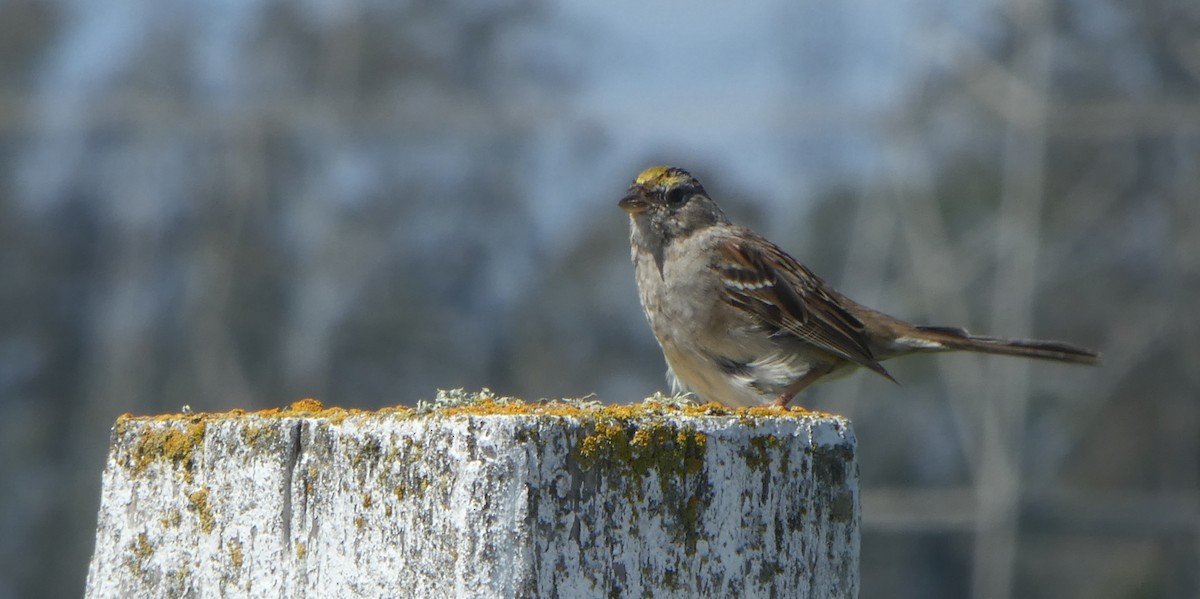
[619,165,1100,408]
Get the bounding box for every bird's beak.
[619,192,649,214]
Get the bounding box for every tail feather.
[907,325,1100,365]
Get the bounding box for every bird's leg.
[772,364,835,407]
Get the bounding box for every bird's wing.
[715,232,893,380]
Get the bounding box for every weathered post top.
[86,390,859,598]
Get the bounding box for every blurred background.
[1,0,1197,597]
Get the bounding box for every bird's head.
[619,166,728,240]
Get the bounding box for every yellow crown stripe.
[634,166,698,191]
[634,165,674,186]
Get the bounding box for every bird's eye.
[664,187,688,206]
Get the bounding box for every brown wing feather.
[716,234,894,380]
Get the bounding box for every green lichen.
[576,420,708,487]
[160,508,182,529]
[228,539,244,571]
[165,566,192,596]
[125,532,154,577]
[576,422,632,470]
[187,488,215,534]
[678,494,704,550]
[416,387,523,413]
[829,492,855,523]
[811,444,852,488]
[575,417,712,554]
[353,436,384,468]
[743,434,779,471]
[239,424,281,451]
[304,464,318,496]
[368,435,431,515]
[662,567,682,590]
[757,560,784,584]
[811,444,856,523]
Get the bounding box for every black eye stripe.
[664,186,690,205]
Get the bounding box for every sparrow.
[619,165,1099,408]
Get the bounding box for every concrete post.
[85,393,859,598]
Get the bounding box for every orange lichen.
[113,392,838,480]
[128,417,208,482]
[115,397,421,428]
[286,398,325,413]
[114,389,829,427]
[430,397,825,421]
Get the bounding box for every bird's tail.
[900,325,1100,365]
